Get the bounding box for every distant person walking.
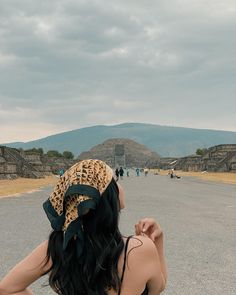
[119,167,124,180]
[136,168,140,176]
[144,168,148,177]
[58,168,65,177]
[115,168,120,181]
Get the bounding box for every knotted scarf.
[43,159,113,258]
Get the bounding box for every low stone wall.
[0,146,75,179]
[174,144,236,172]
[0,162,18,179]
[157,158,178,170]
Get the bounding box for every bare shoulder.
[19,240,51,274]
[125,235,159,268]
[28,240,48,261]
[29,240,48,258]
[120,235,163,293]
[34,240,51,272]
[127,235,157,256]
[37,240,49,253]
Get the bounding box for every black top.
[118,236,148,295]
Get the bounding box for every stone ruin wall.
[0,147,20,179]
[0,146,75,179]
[173,144,236,172]
[158,158,178,170]
[1,144,236,179]
[151,144,236,172]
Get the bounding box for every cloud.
[0,0,236,142]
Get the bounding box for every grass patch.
[0,175,58,198]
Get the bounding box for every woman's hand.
[135,218,163,242]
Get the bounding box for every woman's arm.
[135,218,168,289]
[0,289,34,295]
[153,232,167,286]
[0,241,51,295]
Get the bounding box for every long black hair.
[44,178,124,295]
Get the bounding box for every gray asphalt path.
[0,173,235,294]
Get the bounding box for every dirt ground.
[0,175,58,198]
[0,170,235,198]
[150,169,236,185]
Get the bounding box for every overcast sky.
[0,0,236,143]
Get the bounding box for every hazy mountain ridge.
[2,123,236,157]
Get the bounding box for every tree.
[25,148,44,155]
[196,148,208,156]
[37,148,44,155]
[63,151,74,159]
[46,150,63,157]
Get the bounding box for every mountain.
[2,123,236,157]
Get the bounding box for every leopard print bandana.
[43,159,113,257]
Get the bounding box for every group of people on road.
[115,167,150,180]
[115,166,125,181]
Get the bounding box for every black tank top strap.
[120,236,132,284]
[141,285,149,295]
[118,236,132,295]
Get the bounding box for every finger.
[151,228,162,241]
[141,221,153,233]
[150,233,156,242]
[135,224,141,235]
[138,218,157,233]
[137,221,149,235]
[136,220,144,232]
[139,222,146,232]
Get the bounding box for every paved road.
[0,173,235,294]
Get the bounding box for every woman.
[0,159,167,295]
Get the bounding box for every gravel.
[1,173,235,294]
